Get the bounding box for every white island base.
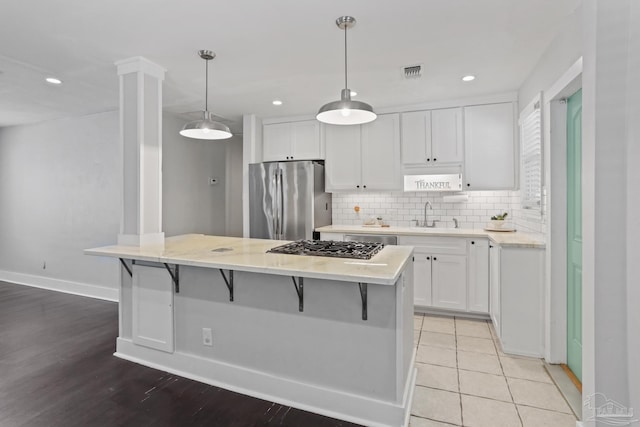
[87,235,416,427]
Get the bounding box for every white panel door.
[291,120,321,160]
[464,103,516,190]
[431,254,467,311]
[361,113,402,191]
[413,252,433,307]
[324,124,362,191]
[431,108,463,164]
[468,239,490,313]
[489,244,501,337]
[263,122,292,161]
[132,264,174,353]
[401,111,431,166]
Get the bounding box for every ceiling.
[0,0,580,132]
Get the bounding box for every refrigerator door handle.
[279,168,284,238]
[273,171,279,240]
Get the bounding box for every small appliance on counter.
[249,161,331,241]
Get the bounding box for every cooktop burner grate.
[267,240,384,260]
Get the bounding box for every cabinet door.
[361,113,402,191]
[464,103,516,190]
[324,124,362,191]
[489,244,501,337]
[263,122,292,162]
[401,111,431,166]
[132,264,174,353]
[413,252,433,307]
[432,254,467,310]
[291,120,321,160]
[431,108,463,164]
[468,239,490,313]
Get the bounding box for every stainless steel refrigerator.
[249,161,331,241]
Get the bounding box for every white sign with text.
[404,174,462,192]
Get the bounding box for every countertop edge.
[316,225,546,249]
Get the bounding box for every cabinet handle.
[291,156,294,159]
[433,158,437,162]
[426,158,431,162]
[467,183,471,187]
[426,256,430,260]
[471,241,475,245]
[363,185,367,189]
[433,257,437,261]
[489,245,494,248]
[356,185,360,188]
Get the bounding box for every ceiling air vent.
[403,64,423,79]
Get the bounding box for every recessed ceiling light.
[272,100,283,106]
[45,77,63,85]
[462,75,476,82]
[350,91,357,97]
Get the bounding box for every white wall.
[0,111,121,299]
[518,4,583,112]
[0,110,236,300]
[225,137,243,237]
[582,0,638,424]
[161,112,228,237]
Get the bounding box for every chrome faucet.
[414,201,439,227]
[424,201,432,225]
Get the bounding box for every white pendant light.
[180,50,232,140]
[317,16,376,126]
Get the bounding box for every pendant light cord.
[344,24,348,90]
[205,58,209,112]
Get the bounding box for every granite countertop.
[316,225,546,249]
[85,234,414,285]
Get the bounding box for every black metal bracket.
[358,283,368,321]
[119,258,132,278]
[163,263,180,293]
[292,277,304,312]
[219,269,234,301]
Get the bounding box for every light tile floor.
[410,314,578,427]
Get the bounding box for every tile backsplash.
[331,190,546,234]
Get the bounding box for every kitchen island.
[86,234,416,427]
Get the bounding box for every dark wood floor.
[0,281,361,427]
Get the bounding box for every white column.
[115,57,166,246]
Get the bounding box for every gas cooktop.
[267,240,384,260]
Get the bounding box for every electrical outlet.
[202,328,213,346]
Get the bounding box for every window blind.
[520,97,542,209]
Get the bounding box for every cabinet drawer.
[398,236,466,255]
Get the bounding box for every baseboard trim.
[115,338,410,427]
[0,270,118,302]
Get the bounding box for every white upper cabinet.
[324,124,362,191]
[263,120,321,162]
[361,113,402,191]
[325,113,401,192]
[463,103,516,190]
[401,108,463,168]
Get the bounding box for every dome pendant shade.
[181,50,232,140]
[316,89,376,125]
[180,111,232,140]
[317,16,376,126]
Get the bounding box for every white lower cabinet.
[132,263,174,353]
[489,243,545,357]
[412,249,433,307]
[399,236,477,313]
[468,239,490,313]
[431,254,467,310]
